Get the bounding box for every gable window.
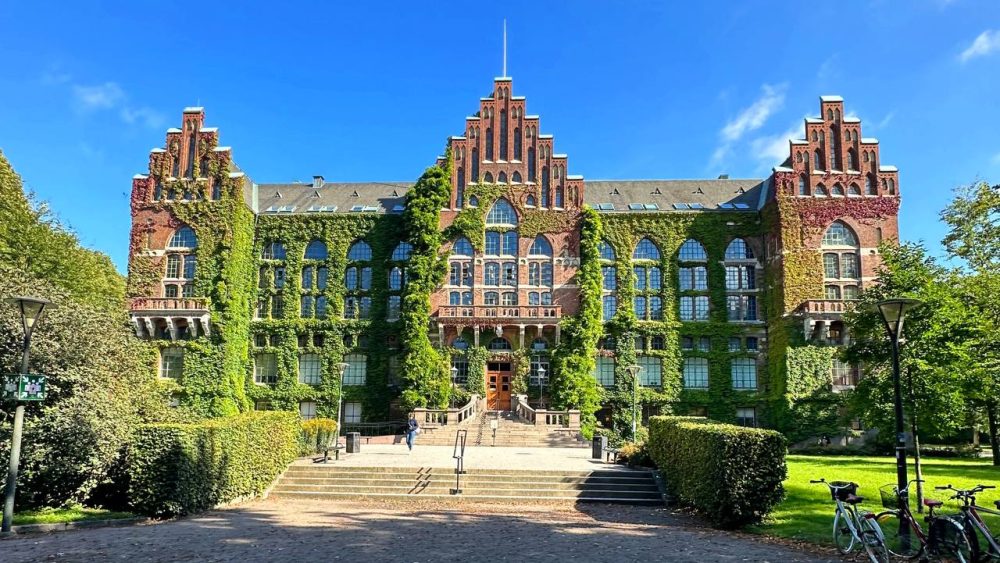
[486,198,517,225]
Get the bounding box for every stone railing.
[797,299,850,315]
[438,305,561,320]
[130,297,210,312]
[411,394,480,427]
[512,394,580,429]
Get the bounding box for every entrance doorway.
[486,361,512,411]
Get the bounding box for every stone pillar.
[518,325,525,349]
[167,317,179,341]
[438,324,445,348]
[473,325,480,347]
[555,324,561,346]
[567,410,581,430]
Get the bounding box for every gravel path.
[0,498,843,562]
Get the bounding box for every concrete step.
[272,484,660,499]
[279,478,659,492]
[269,490,665,505]
[285,466,647,478]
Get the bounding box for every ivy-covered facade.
[126,80,900,440]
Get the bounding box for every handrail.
[130,297,210,312]
[451,429,467,495]
[514,395,536,424]
[453,394,479,424]
[413,394,480,427]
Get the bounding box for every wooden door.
[486,361,512,411]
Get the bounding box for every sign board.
[2,374,47,401]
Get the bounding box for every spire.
[502,19,508,78]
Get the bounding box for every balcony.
[437,305,562,323]
[796,299,852,315]
[130,297,211,340]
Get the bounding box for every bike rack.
[451,429,467,495]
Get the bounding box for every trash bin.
[592,435,607,460]
[346,432,361,453]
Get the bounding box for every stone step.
[279,478,659,491]
[272,484,661,500]
[269,490,664,505]
[285,466,647,478]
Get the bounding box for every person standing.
[406,416,420,452]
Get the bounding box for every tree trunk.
[988,402,1000,467]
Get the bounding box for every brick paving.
[0,498,843,562]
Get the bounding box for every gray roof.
[256,182,411,215]
[253,178,767,215]
[583,179,766,212]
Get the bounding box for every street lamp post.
[537,365,546,409]
[334,362,350,452]
[3,296,53,535]
[876,298,922,521]
[625,364,641,441]
[450,365,459,408]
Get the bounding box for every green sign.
[3,374,47,401]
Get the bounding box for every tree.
[844,243,974,444]
[941,182,1000,464]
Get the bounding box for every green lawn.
[13,506,136,526]
[751,455,1000,544]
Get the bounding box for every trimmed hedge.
[648,416,787,528]
[127,411,299,517]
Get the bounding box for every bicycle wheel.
[833,509,856,555]
[928,517,974,563]
[876,510,923,559]
[859,515,890,563]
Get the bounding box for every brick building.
[126,75,899,437]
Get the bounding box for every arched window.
[499,109,508,160]
[677,239,706,261]
[529,236,552,256]
[452,336,469,350]
[389,267,404,290]
[262,241,286,260]
[812,130,818,142]
[497,171,507,183]
[598,241,616,261]
[485,127,493,160]
[725,239,754,260]
[863,151,869,163]
[527,147,536,181]
[304,240,327,260]
[633,238,661,260]
[816,183,828,196]
[831,183,845,196]
[488,337,512,351]
[848,183,861,196]
[486,198,517,225]
[531,337,548,351]
[555,187,564,208]
[513,127,522,160]
[823,221,858,246]
[391,242,412,261]
[847,149,857,171]
[456,167,465,209]
[469,195,479,207]
[887,179,896,195]
[525,194,536,207]
[347,240,372,261]
[483,172,494,183]
[512,171,522,183]
[865,175,877,195]
[452,237,473,256]
[798,175,808,196]
[827,108,834,120]
[168,226,197,249]
[813,150,822,170]
[541,166,550,207]
[471,147,479,180]
[796,151,803,163]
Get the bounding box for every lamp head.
[450,365,459,377]
[336,362,350,375]
[875,298,922,339]
[625,364,641,377]
[4,296,53,337]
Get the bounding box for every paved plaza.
[300,444,632,471]
[0,498,842,563]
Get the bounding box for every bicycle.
[875,479,973,562]
[811,478,889,563]
[935,484,1000,562]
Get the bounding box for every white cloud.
[720,84,787,142]
[72,82,125,110]
[959,30,1000,63]
[875,111,895,130]
[817,55,839,82]
[750,124,802,165]
[992,152,1000,164]
[121,107,165,129]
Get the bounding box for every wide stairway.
[270,465,662,505]
[418,411,587,448]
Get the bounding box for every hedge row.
[127,411,300,517]
[648,416,788,528]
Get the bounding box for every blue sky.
[1,1,999,272]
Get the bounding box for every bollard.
[346,432,361,453]
[592,435,607,460]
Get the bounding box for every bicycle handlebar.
[935,484,995,495]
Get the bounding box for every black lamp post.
[537,365,546,409]
[3,296,53,535]
[334,361,350,451]
[626,364,641,441]
[875,298,922,517]
[450,365,459,408]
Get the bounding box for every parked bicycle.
[935,484,1000,562]
[875,479,973,562]
[811,478,889,563]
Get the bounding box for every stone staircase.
[418,411,586,448]
[270,465,663,505]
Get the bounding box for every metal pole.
[2,333,31,534]
[890,334,910,540]
[632,369,638,440]
[335,367,344,450]
[906,366,924,512]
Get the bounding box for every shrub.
[127,411,299,517]
[617,441,653,467]
[648,416,788,529]
[299,418,338,455]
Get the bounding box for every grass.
[13,506,136,526]
[751,455,1000,545]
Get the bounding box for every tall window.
[678,239,709,321]
[683,357,708,389]
[345,240,372,319]
[593,356,615,387]
[731,358,757,389]
[342,354,367,385]
[159,347,184,379]
[164,226,198,299]
[254,353,278,385]
[822,221,861,300]
[300,240,329,320]
[257,240,288,319]
[598,240,617,322]
[724,238,759,322]
[343,402,362,424]
[541,166,550,207]
[298,353,322,385]
[637,356,662,387]
[386,242,410,321]
[798,175,809,196]
[630,238,663,321]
